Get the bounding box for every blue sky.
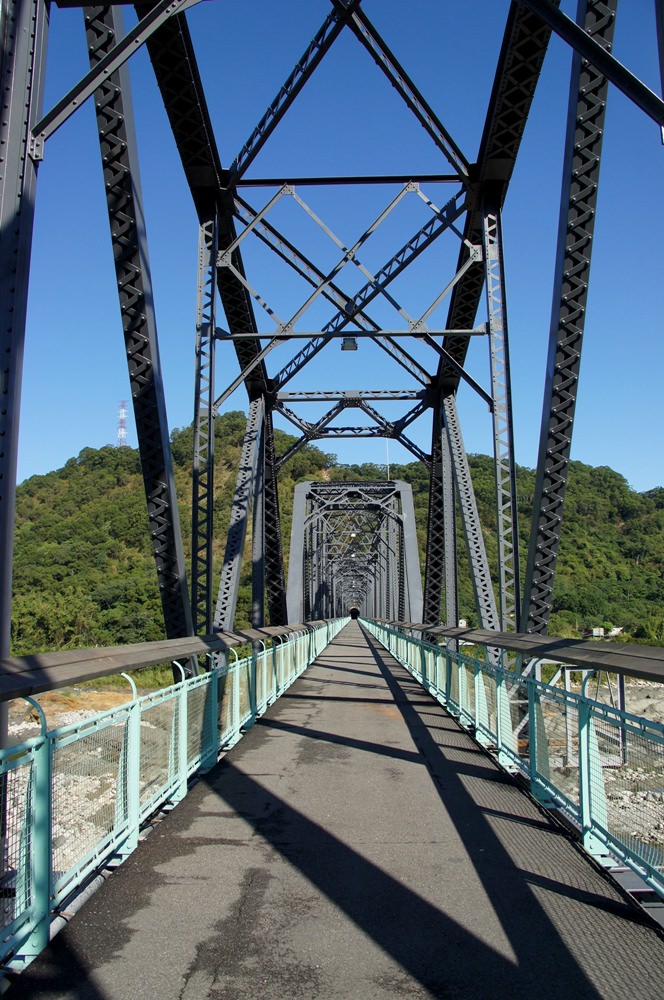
[20,0,663,492]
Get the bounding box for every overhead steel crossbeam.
[287,481,422,622]
[273,398,430,470]
[227,1,362,182]
[274,187,468,389]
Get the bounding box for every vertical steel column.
[423,401,445,625]
[86,6,193,639]
[385,510,395,620]
[398,519,407,622]
[482,193,520,631]
[0,0,48,736]
[286,481,309,623]
[522,0,617,634]
[440,406,458,628]
[191,213,218,634]
[251,419,265,627]
[423,397,457,627]
[444,395,499,629]
[263,408,288,625]
[213,397,264,629]
[397,481,424,622]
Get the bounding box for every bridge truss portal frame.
[1,0,662,666]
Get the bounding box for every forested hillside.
[10,411,664,654]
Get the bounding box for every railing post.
[125,700,141,849]
[24,736,51,963]
[173,679,188,803]
[528,679,554,805]
[201,662,219,772]
[579,679,609,859]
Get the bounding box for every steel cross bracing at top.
[1,0,662,658]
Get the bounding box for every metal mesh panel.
[461,659,475,721]
[52,714,128,883]
[218,668,234,744]
[0,756,34,930]
[186,684,208,769]
[238,659,252,726]
[217,672,231,747]
[501,673,527,769]
[595,713,664,868]
[449,653,459,709]
[477,666,497,743]
[139,696,176,807]
[537,688,580,809]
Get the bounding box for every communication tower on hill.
[117,400,128,448]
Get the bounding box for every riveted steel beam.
[214,399,265,630]
[517,0,664,125]
[443,3,558,374]
[444,395,499,630]
[483,196,520,631]
[522,0,617,634]
[0,0,49,745]
[191,214,218,635]
[87,5,193,641]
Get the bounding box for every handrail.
[0,622,331,702]
[0,617,350,972]
[373,620,664,682]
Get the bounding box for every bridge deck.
[12,622,664,999]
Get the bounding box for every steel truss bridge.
[1,1,664,983]
[0,0,662,658]
[2,0,662,660]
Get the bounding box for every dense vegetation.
[10,411,664,654]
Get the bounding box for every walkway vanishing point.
[11,622,664,1000]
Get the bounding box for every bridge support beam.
[0,0,49,735]
[483,194,520,631]
[192,213,218,635]
[522,0,617,634]
[86,5,193,641]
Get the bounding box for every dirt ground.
[8,688,137,742]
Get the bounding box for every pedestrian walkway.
[11,622,664,999]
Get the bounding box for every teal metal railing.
[363,619,664,899]
[0,618,348,972]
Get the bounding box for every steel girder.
[0,0,48,745]
[86,5,193,641]
[422,394,458,628]
[443,3,558,358]
[214,399,264,630]
[136,6,288,627]
[483,196,520,632]
[444,396,500,631]
[522,0,617,634]
[191,214,218,634]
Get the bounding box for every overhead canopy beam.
[517,0,664,126]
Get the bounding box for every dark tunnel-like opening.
[349,607,360,620]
